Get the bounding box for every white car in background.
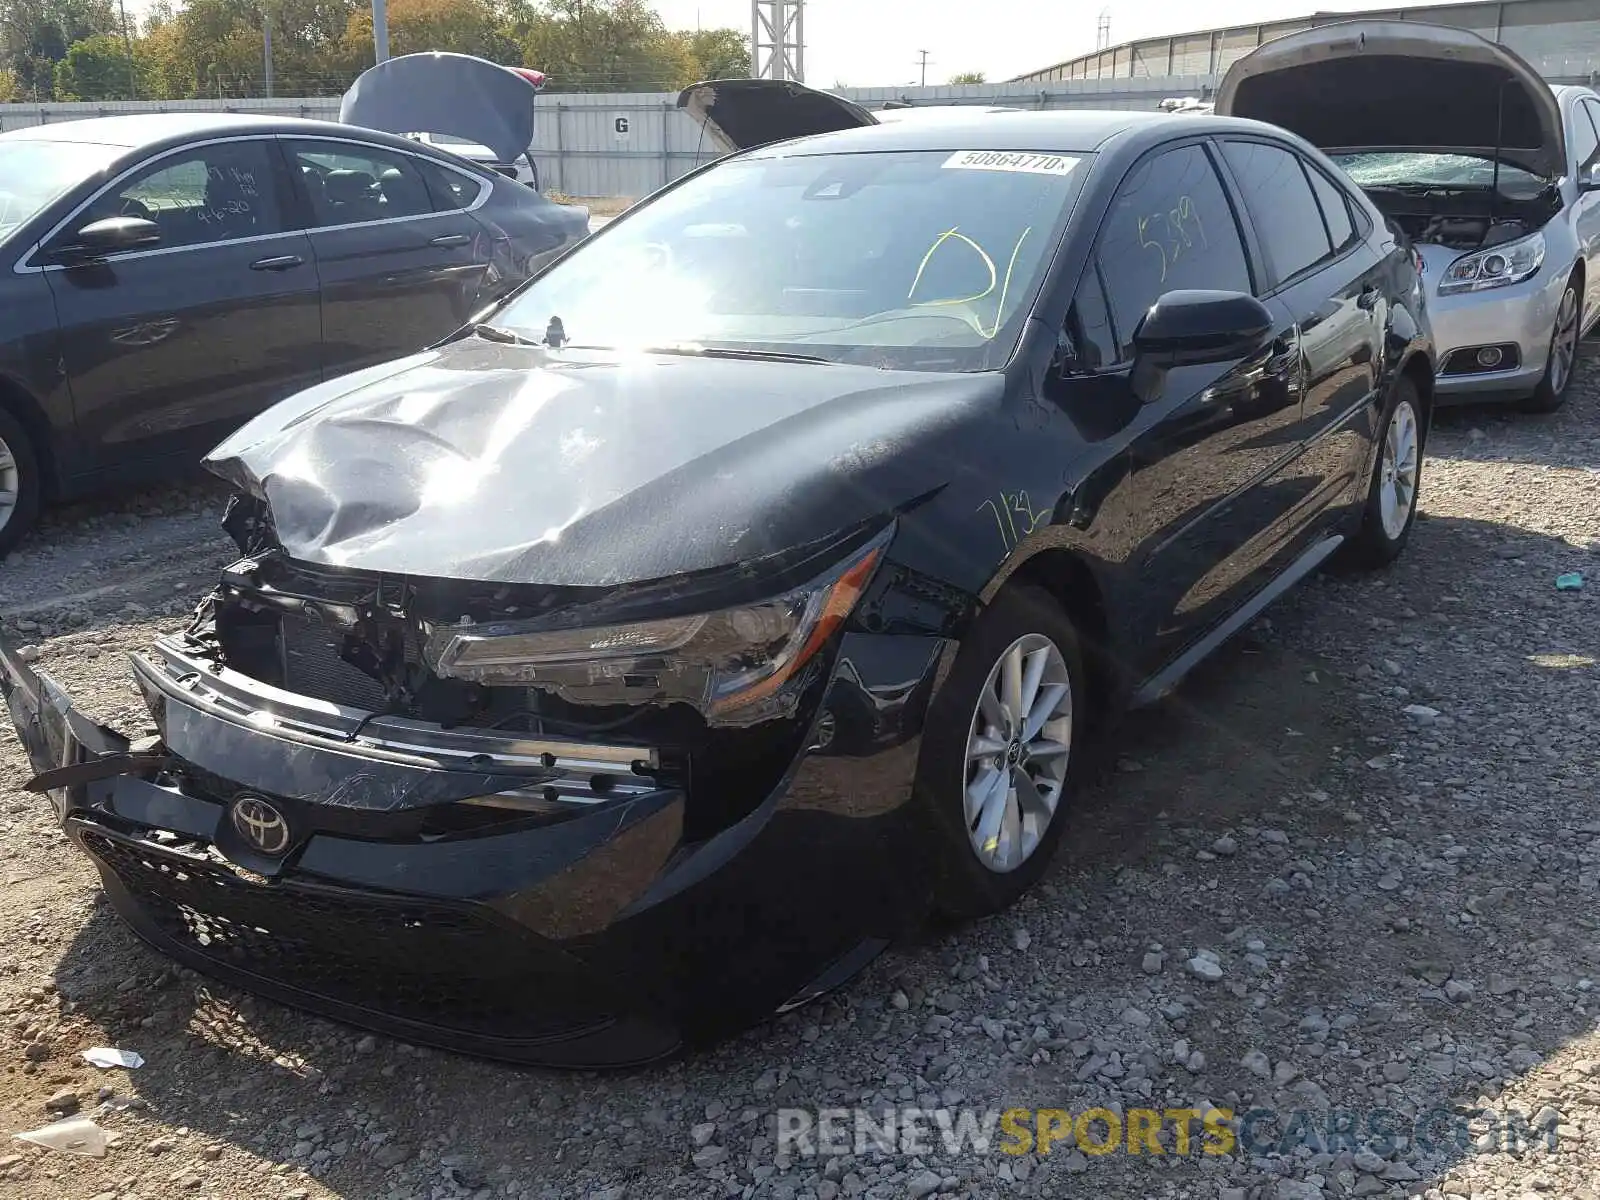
[408,131,540,192]
[1219,21,1600,413]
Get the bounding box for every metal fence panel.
[5,83,1203,201]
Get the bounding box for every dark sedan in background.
[2,89,1433,1067]
[0,112,589,554]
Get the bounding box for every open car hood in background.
[340,52,539,165]
[1215,21,1565,179]
[677,78,878,152]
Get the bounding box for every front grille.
[277,610,421,710]
[82,828,611,1042]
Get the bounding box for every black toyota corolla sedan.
[0,84,1433,1068]
[0,109,588,555]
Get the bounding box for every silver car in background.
[1219,21,1600,412]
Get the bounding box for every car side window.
[1095,142,1253,360]
[77,139,284,251]
[1306,166,1355,251]
[1067,265,1118,372]
[286,141,437,227]
[1222,140,1334,285]
[410,157,485,211]
[1574,102,1600,172]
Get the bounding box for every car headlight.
[1437,231,1544,295]
[424,535,887,724]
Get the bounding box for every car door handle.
[429,234,471,248]
[250,255,304,271]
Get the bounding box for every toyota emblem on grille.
[231,795,290,855]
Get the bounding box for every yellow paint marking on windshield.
[906,225,1036,341]
[977,227,1033,339]
[908,228,997,306]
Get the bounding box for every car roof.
[743,107,1285,159]
[0,112,431,151]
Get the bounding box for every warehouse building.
[1013,0,1600,86]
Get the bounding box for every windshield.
[1330,152,1547,198]
[0,139,125,240]
[491,148,1088,372]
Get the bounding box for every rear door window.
[1094,142,1253,359]
[411,157,486,210]
[1305,165,1355,251]
[1221,140,1334,285]
[285,141,440,226]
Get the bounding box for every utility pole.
[117,0,136,98]
[263,6,274,98]
[372,0,390,64]
[916,49,930,87]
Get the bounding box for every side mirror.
[1580,162,1600,193]
[64,216,161,257]
[1132,289,1274,369]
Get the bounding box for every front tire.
[1521,276,1580,414]
[918,584,1088,920]
[0,407,42,560]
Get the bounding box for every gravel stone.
[43,1088,78,1115]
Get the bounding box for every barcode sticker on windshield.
[942,151,1080,176]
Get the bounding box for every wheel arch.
[1398,348,1434,423]
[981,547,1122,732]
[0,375,59,498]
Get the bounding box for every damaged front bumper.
[0,628,942,1068]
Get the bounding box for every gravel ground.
[1,346,1598,1200]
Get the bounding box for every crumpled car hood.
[203,339,1001,587]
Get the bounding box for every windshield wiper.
[641,344,834,365]
[468,322,540,346]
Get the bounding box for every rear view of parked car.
[1218,20,1600,412]
[0,113,588,557]
[341,53,550,194]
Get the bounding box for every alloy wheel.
[962,632,1073,873]
[1548,285,1580,398]
[0,431,18,536]
[1378,398,1419,541]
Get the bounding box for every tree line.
[0,0,752,102]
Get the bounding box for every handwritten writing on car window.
[196,200,253,225]
[1135,195,1207,283]
[978,490,1050,552]
[207,164,260,197]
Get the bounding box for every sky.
[654,0,1472,87]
